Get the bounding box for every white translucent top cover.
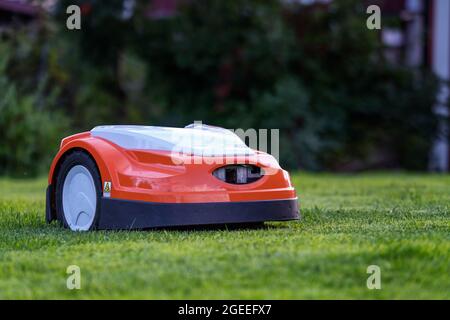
[91,125,254,156]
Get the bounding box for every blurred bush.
[0,37,68,177]
[137,0,437,170]
[0,0,439,174]
[284,0,439,170]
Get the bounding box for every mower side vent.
[213,165,263,184]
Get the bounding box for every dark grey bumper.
[97,197,300,230]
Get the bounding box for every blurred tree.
[285,0,438,169]
[0,42,68,176]
[54,0,137,127]
[1,0,437,174]
[133,0,312,167]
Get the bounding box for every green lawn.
[0,173,448,299]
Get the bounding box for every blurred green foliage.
[0,35,68,177]
[0,0,439,175]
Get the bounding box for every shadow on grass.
[138,222,280,232]
[6,220,294,236]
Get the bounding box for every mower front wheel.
[55,151,102,231]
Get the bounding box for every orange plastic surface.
[48,132,297,203]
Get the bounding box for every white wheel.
[62,165,97,231]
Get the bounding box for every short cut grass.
[0,173,448,299]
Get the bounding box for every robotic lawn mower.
[46,124,299,230]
